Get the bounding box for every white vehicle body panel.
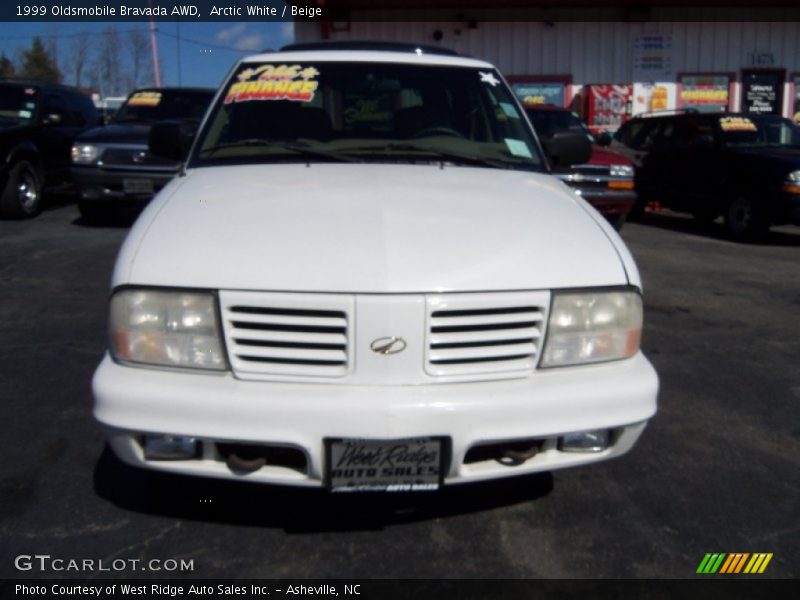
[94,47,657,490]
[114,164,629,293]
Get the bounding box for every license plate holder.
[325,437,448,492]
[123,178,154,195]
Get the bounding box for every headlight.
[109,289,226,370]
[784,171,800,194]
[540,290,642,368]
[609,164,634,178]
[71,143,100,164]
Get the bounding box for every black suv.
[611,112,800,240]
[0,80,99,218]
[71,87,214,222]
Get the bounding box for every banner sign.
[511,82,566,107]
[679,75,730,112]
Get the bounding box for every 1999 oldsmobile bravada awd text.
[92,43,659,493]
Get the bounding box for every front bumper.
[93,352,658,488]
[71,166,177,204]
[568,186,637,216]
[774,191,800,225]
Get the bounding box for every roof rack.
[279,41,459,57]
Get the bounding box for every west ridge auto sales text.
[15,584,352,596]
[17,4,324,17]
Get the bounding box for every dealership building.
[294,1,800,133]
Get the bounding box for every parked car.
[71,87,215,223]
[525,104,636,230]
[610,111,800,240]
[92,42,658,493]
[0,80,99,218]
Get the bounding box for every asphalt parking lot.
[1,202,798,580]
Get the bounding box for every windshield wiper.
[343,143,510,169]
[199,139,359,163]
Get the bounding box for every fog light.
[558,430,610,453]
[143,435,199,460]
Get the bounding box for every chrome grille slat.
[429,342,537,362]
[229,329,347,345]
[430,310,542,328]
[429,327,540,345]
[425,292,549,379]
[219,291,353,379]
[225,311,347,328]
[229,345,348,362]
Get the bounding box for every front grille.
[425,292,548,378]
[219,291,353,379]
[100,146,178,170]
[571,164,611,177]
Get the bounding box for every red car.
[525,105,636,229]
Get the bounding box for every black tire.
[0,159,42,218]
[724,195,770,242]
[626,197,647,221]
[78,201,115,225]
[608,212,627,231]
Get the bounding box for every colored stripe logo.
[697,553,773,574]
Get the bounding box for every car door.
[668,117,722,211]
[633,119,676,200]
[37,91,83,185]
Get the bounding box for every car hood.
[117,164,629,293]
[589,146,633,167]
[76,123,150,145]
[730,146,800,167]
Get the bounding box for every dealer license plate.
[326,437,447,492]
[123,178,154,195]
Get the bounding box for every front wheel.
[725,195,769,242]
[0,160,42,218]
[607,212,627,231]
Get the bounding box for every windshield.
[192,61,545,171]
[0,85,38,126]
[526,109,594,143]
[114,89,213,123]
[718,115,800,147]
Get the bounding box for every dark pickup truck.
[525,105,636,230]
[610,111,800,240]
[71,87,214,222]
[0,81,99,218]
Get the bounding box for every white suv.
[93,43,658,493]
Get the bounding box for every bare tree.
[44,24,59,71]
[127,28,151,90]
[63,31,91,88]
[92,26,123,96]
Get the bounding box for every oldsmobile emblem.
[370,336,407,355]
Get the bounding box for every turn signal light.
[608,180,634,190]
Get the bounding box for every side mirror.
[596,132,612,147]
[541,131,592,168]
[149,120,198,161]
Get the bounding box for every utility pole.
[148,0,161,86]
[176,21,182,86]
